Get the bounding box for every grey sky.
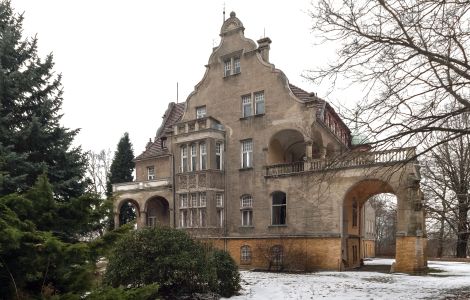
[11,0,349,155]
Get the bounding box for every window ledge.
[239,226,255,229]
[268,225,288,228]
[239,113,265,120]
[223,72,241,79]
[239,167,253,171]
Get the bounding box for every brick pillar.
[394,183,427,274]
[395,236,426,273]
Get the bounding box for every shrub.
[209,249,241,297]
[104,226,239,297]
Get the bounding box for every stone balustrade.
[265,147,416,177]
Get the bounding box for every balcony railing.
[112,178,171,192]
[265,147,416,177]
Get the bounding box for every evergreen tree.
[0,0,86,200]
[107,132,134,197]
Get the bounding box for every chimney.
[257,37,272,63]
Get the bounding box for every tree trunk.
[456,197,469,258]
[437,217,445,258]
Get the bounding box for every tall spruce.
[0,0,86,200]
[107,132,135,196]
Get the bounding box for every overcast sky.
[11,0,352,156]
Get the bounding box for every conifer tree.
[107,132,135,196]
[0,0,86,200]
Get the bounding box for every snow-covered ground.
[227,258,470,299]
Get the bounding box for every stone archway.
[117,198,140,227]
[144,196,170,227]
[342,178,426,273]
[268,129,305,164]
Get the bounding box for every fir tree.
[107,132,135,197]
[0,0,86,200]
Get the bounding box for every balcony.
[265,147,416,178]
[174,116,224,135]
[112,178,171,192]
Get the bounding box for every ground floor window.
[241,245,252,264]
[270,245,283,267]
[241,210,253,226]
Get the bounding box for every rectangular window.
[190,144,197,171]
[180,194,188,208]
[200,143,207,170]
[224,59,231,77]
[241,210,253,226]
[199,192,207,207]
[233,57,240,74]
[181,146,188,172]
[216,193,224,207]
[241,139,253,168]
[199,209,207,227]
[217,209,224,227]
[196,106,206,119]
[190,209,198,227]
[191,193,198,207]
[216,142,223,170]
[255,91,265,114]
[241,195,253,208]
[180,210,188,228]
[147,166,155,180]
[242,95,252,117]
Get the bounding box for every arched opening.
[268,129,305,164]
[326,142,337,158]
[310,128,324,159]
[145,196,170,227]
[342,180,398,271]
[118,199,140,226]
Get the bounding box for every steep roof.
[135,102,185,161]
[289,83,351,135]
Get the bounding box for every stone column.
[114,213,120,229]
[394,184,426,274]
[306,140,313,160]
[138,211,147,229]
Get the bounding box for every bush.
[103,226,239,297]
[210,249,241,297]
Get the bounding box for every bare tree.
[369,194,397,256]
[86,149,112,197]
[307,0,470,152]
[421,117,470,257]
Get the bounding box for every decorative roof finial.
[230,11,236,18]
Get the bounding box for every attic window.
[196,106,206,119]
[161,137,167,149]
[224,57,240,77]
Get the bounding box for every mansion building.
[113,12,427,273]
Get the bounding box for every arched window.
[240,245,252,264]
[272,191,287,225]
[270,245,283,267]
[240,195,253,227]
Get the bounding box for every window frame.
[190,144,197,171]
[242,94,253,118]
[147,166,155,180]
[240,245,252,264]
[271,191,287,226]
[254,91,265,115]
[181,145,188,172]
[241,139,253,168]
[200,142,207,170]
[216,142,223,170]
[196,106,207,119]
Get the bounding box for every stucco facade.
[113,12,426,273]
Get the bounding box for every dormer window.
[147,166,155,180]
[161,137,167,149]
[196,106,206,119]
[224,57,241,77]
